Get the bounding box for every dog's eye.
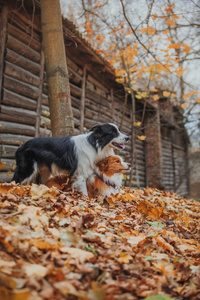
[116,160,120,163]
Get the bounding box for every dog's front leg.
[72,177,88,196]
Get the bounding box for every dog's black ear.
[90,125,103,139]
[90,125,100,132]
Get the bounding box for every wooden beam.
[4,61,40,87]
[5,48,40,76]
[35,48,45,137]
[80,66,87,133]
[7,34,40,63]
[110,89,114,121]
[0,5,9,104]
[7,23,41,52]
[4,75,39,100]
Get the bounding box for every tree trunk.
[40,0,74,137]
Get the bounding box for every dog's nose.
[125,136,129,142]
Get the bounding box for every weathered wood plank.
[0,158,15,171]
[0,144,18,158]
[2,88,37,110]
[5,48,40,76]
[0,105,37,126]
[0,134,31,145]
[87,74,109,94]
[85,88,110,108]
[41,94,49,106]
[7,34,40,63]
[4,61,40,87]
[0,171,14,182]
[67,57,83,80]
[4,75,39,100]
[85,99,112,118]
[7,23,41,52]
[0,121,35,136]
[8,12,41,42]
[70,83,82,98]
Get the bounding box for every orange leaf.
[137,135,146,141]
[181,43,191,54]
[134,121,142,126]
[115,215,124,220]
[183,91,198,99]
[163,29,169,35]
[165,4,173,14]
[154,235,175,253]
[120,193,135,201]
[172,14,179,19]
[98,40,104,45]
[116,78,125,83]
[165,37,173,41]
[137,73,142,78]
[96,35,101,40]
[0,162,6,171]
[168,42,180,49]
[166,19,176,27]
[176,67,187,77]
[163,91,170,97]
[152,13,158,20]
[153,95,159,101]
[141,26,151,34]
[126,29,132,35]
[148,28,156,36]
[196,98,200,103]
[181,103,188,108]
[118,252,133,263]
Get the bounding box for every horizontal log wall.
[0,9,44,180]
[113,99,146,189]
[162,136,174,191]
[173,145,188,195]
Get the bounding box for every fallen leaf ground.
[0,183,200,300]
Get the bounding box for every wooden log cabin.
[0,0,189,195]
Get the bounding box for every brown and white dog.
[46,155,130,198]
[87,155,130,197]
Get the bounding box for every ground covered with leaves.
[0,183,200,300]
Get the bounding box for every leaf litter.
[0,183,200,300]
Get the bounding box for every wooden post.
[0,5,9,104]
[128,89,136,186]
[80,66,86,133]
[110,89,114,121]
[35,48,45,137]
[119,89,127,130]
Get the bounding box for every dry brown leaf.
[30,184,58,200]
[23,263,48,277]
[60,247,94,262]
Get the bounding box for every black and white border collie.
[12,123,129,195]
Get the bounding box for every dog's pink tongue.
[121,144,125,149]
